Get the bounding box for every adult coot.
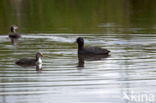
[76,37,110,55]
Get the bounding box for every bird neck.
[36,56,42,64]
[11,28,16,33]
[78,43,84,50]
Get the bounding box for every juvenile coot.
[16,52,43,66]
[8,25,21,45]
[76,37,110,55]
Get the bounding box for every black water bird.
[8,25,21,45]
[15,52,43,66]
[76,37,110,55]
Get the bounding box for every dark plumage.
[16,52,43,66]
[76,37,110,55]
[8,25,21,45]
[9,33,21,39]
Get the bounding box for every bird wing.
[16,58,36,65]
[85,46,110,54]
[9,33,21,38]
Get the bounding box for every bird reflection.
[77,54,110,68]
[16,63,43,71]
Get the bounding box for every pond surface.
[0,33,156,103]
[0,0,156,103]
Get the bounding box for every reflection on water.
[0,34,156,103]
[0,0,156,103]
[1,0,156,34]
[77,54,110,67]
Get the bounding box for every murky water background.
[0,0,156,103]
[0,33,156,103]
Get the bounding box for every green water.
[0,0,156,103]
[1,0,156,34]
